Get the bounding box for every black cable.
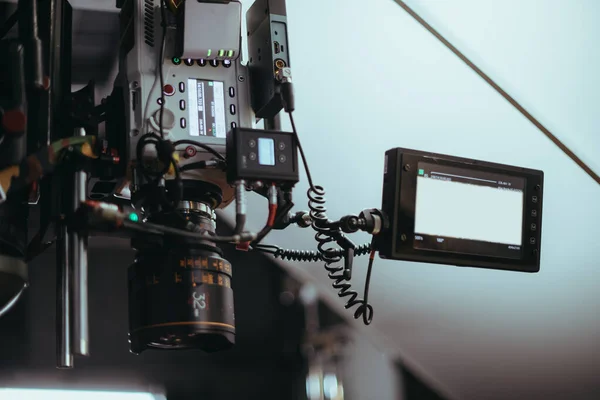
[253,242,373,262]
[0,9,18,39]
[251,224,274,247]
[362,239,376,325]
[122,219,255,244]
[392,0,600,186]
[289,113,315,191]
[173,139,226,162]
[171,157,183,204]
[158,0,167,139]
[233,213,246,235]
[287,108,375,326]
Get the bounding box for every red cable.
[267,204,278,227]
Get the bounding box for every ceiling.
[228,1,600,399]
[3,0,600,399]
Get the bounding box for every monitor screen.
[187,78,226,138]
[413,162,526,259]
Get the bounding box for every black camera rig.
[0,0,561,370]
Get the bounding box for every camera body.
[90,0,254,207]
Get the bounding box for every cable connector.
[234,232,257,243]
[277,68,295,113]
[236,242,250,252]
[84,200,126,230]
[267,184,277,206]
[358,208,387,235]
[289,211,312,228]
[276,67,292,84]
[234,180,247,234]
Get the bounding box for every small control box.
[226,127,298,187]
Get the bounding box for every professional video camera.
[0,0,549,369]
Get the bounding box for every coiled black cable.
[283,88,376,325]
[254,242,372,262]
[307,185,374,325]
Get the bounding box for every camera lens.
[128,202,235,354]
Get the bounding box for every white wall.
[340,331,403,400]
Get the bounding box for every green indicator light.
[418,169,424,175]
[207,49,212,57]
[227,50,234,58]
[218,49,225,57]
[172,57,181,65]
[129,213,139,222]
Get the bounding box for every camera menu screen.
[187,78,226,138]
[258,138,276,166]
[413,162,526,259]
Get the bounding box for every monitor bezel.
[377,148,544,273]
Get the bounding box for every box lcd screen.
[413,162,526,259]
[187,79,226,138]
[258,138,275,166]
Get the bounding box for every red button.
[163,84,175,96]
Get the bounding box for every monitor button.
[180,118,187,129]
[229,87,235,98]
[278,142,286,150]
[531,210,537,217]
[279,154,287,163]
[231,122,237,130]
[230,104,236,115]
[179,82,185,93]
[530,223,537,231]
[179,100,186,110]
[249,152,257,161]
[532,196,538,203]
[529,237,536,245]
[197,59,207,67]
[184,58,194,66]
[249,139,256,148]
[210,60,219,67]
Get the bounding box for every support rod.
[264,113,282,131]
[56,222,72,369]
[71,127,89,356]
[17,0,43,88]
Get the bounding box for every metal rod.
[72,127,89,356]
[391,0,600,185]
[264,113,282,131]
[17,0,44,88]
[56,223,73,369]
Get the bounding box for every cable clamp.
[236,242,250,251]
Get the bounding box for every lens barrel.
[128,202,235,354]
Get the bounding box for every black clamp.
[333,208,388,235]
[328,229,356,280]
